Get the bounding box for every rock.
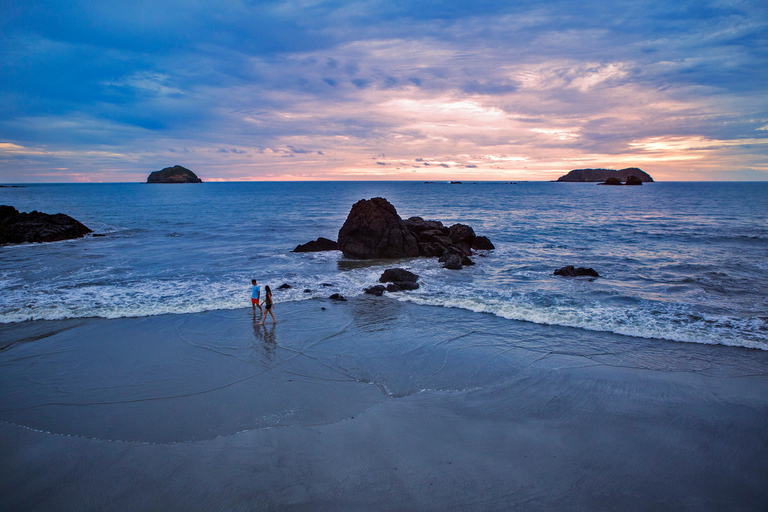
[304,289,312,293]
[394,281,419,291]
[461,256,475,266]
[0,205,92,245]
[337,198,420,259]
[321,283,334,287]
[449,223,476,246]
[625,175,643,186]
[92,233,107,237]
[278,283,292,289]
[601,177,623,186]
[443,253,463,270]
[556,168,653,183]
[554,266,599,278]
[403,217,447,234]
[146,165,202,183]
[472,236,495,250]
[379,268,419,283]
[386,283,401,292]
[365,285,387,296]
[292,237,339,252]
[329,293,347,301]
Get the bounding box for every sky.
[1,0,767,182]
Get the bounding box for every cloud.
[0,0,767,182]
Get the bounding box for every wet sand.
[1,298,768,511]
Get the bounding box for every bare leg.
[258,307,267,325]
[269,309,277,324]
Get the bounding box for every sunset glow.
[1,1,766,182]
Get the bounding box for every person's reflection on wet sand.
[252,319,277,363]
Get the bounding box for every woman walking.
[258,285,277,325]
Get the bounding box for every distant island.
[146,165,203,183]
[556,168,654,183]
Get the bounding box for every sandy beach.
[2,298,767,510]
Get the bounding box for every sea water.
[1,181,766,349]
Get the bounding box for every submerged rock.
[292,237,339,252]
[0,205,92,245]
[278,283,292,289]
[146,165,202,183]
[554,266,599,278]
[364,285,387,296]
[387,282,419,291]
[329,293,347,301]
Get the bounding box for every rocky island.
[556,168,653,183]
[146,165,203,183]
[294,197,494,270]
[0,205,92,245]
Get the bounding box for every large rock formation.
[556,168,653,183]
[146,165,203,183]
[337,198,420,259]
[625,175,643,186]
[1,205,92,245]
[336,198,494,262]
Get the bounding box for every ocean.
[1,181,767,349]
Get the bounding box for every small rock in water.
[443,253,463,270]
[364,285,387,296]
[329,293,347,301]
[278,283,292,289]
[304,289,312,293]
[321,307,326,310]
[471,236,495,250]
[321,283,334,287]
[292,237,339,252]
[379,268,419,283]
[554,265,599,278]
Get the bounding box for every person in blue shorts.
[251,279,262,316]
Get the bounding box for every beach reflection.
[252,319,278,363]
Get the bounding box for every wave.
[399,293,768,351]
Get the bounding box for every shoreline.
[2,298,768,510]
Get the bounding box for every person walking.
[251,279,262,316]
[258,285,277,325]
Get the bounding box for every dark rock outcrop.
[292,237,339,252]
[379,268,419,284]
[364,285,387,296]
[278,283,292,289]
[554,266,599,278]
[557,168,653,183]
[625,175,643,186]
[442,253,463,270]
[1,205,92,245]
[146,165,202,184]
[378,268,420,292]
[472,236,495,250]
[329,293,347,301]
[338,198,419,259]
[601,177,623,186]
